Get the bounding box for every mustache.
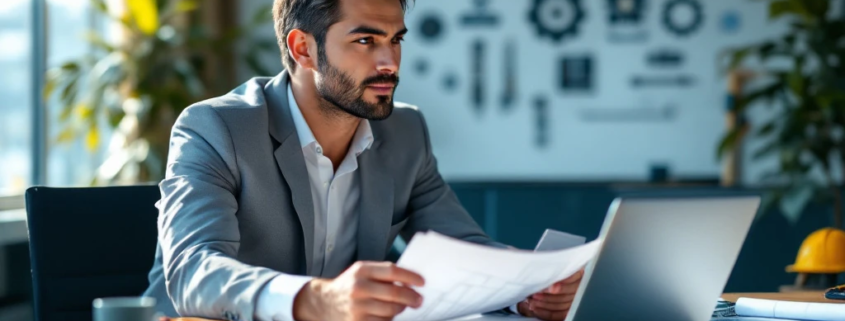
[361,74,400,87]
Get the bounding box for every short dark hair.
[273,0,412,72]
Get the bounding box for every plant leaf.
[59,76,80,110]
[173,59,205,98]
[244,50,274,77]
[779,182,815,224]
[43,74,58,101]
[54,126,76,144]
[127,0,160,36]
[787,55,806,96]
[726,47,753,71]
[717,129,742,160]
[734,81,784,113]
[85,125,100,151]
[769,0,812,21]
[90,0,108,14]
[174,0,199,13]
[75,103,94,120]
[251,4,274,26]
[60,61,80,72]
[82,31,115,52]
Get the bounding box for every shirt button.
[327,243,334,252]
[316,146,323,155]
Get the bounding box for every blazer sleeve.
[399,110,506,249]
[157,105,281,320]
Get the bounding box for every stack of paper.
[394,232,602,321]
[735,298,845,321]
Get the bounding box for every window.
[0,0,95,200]
[0,0,33,196]
[45,0,98,187]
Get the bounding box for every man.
[143,0,582,320]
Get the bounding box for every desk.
[721,291,841,304]
[170,292,843,321]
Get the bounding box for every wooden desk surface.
[169,292,843,321]
[721,291,842,304]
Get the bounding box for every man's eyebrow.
[348,25,409,37]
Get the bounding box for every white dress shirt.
[255,84,374,321]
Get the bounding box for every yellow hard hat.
[786,228,845,274]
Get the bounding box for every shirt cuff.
[508,303,520,315]
[255,274,314,321]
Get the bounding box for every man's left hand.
[517,269,584,321]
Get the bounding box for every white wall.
[238,0,789,182]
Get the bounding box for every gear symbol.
[662,0,703,37]
[528,0,585,43]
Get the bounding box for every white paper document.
[395,232,602,321]
[534,229,586,251]
[735,298,845,321]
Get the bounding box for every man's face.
[314,0,406,120]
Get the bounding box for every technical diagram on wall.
[606,0,648,43]
[534,96,549,148]
[662,0,704,37]
[528,0,585,43]
[461,0,500,27]
[501,40,518,110]
[580,104,677,123]
[646,48,685,68]
[395,0,785,180]
[415,59,430,76]
[471,39,486,113]
[559,55,594,92]
[630,74,694,88]
[442,71,459,92]
[419,12,446,42]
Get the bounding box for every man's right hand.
[292,261,425,321]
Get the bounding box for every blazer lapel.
[265,71,316,275]
[356,144,395,262]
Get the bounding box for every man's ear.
[287,29,318,71]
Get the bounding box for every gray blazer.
[143,71,499,320]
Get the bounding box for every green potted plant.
[718,0,845,289]
[44,0,277,185]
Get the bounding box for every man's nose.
[375,47,399,75]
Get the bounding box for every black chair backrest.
[25,185,160,321]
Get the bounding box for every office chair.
[25,185,160,321]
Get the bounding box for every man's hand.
[293,261,425,321]
[517,269,584,321]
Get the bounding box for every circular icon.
[442,72,459,92]
[720,10,741,33]
[419,13,444,42]
[662,0,703,37]
[415,59,429,75]
[528,0,585,43]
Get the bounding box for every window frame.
[0,195,25,211]
[31,0,47,191]
[2,0,47,209]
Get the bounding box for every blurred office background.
[1,0,844,320]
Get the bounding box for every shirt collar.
[287,83,374,154]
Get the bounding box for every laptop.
[566,195,760,321]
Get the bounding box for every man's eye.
[356,37,372,44]
[392,37,405,44]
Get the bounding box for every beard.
[315,50,399,121]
